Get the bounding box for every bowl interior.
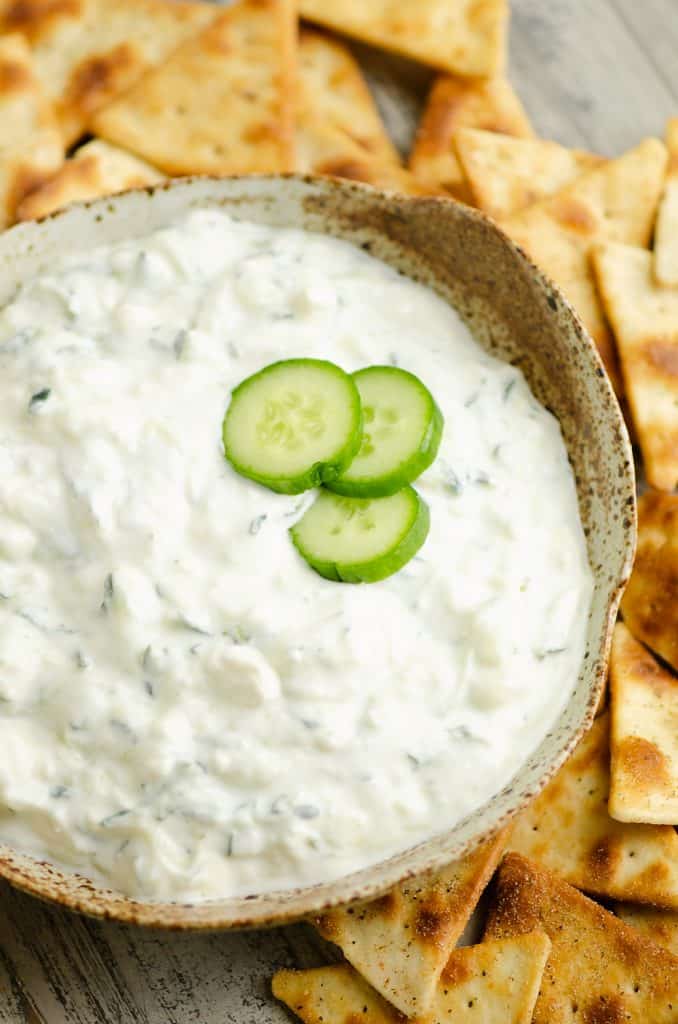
[0,175,635,928]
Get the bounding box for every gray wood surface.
[2,1,677,1020]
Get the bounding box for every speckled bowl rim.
[0,175,636,929]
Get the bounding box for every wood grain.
[1,1,677,1021]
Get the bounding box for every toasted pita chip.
[296,118,437,195]
[592,243,678,491]
[314,831,508,1016]
[91,0,296,176]
[298,28,399,167]
[454,129,604,220]
[485,853,678,1024]
[508,713,678,907]
[621,491,678,672]
[501,138,668,394]
[0,0,216,146]
[298,0,508,78]
[0,32,63,228]
[273,932,550,1024]
[615,904,678,957]
[409,76,533,199]
[608,622,678,825]
[654,118,678,286]
[17,139,163,221]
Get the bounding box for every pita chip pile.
[0,0,677,1017]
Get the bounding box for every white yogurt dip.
[0,210,593,901]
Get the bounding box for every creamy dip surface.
[0,210,593,901]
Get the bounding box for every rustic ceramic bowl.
[0,175,635,929]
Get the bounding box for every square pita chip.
[608,621,678,825]
[273,931,550,1024]
[17,139,163,221]
[621,490,678,673]
[91,0,296,176]
[299,28,399,167]
[501,138,668,394]
[0,0,216,146]
[299,0,509,78]
[454,129,604,220]
[508,712,678,907]
[654,118,678,286]
[485,853,678,1024]
[615,904,678,958]
[314,831,508,1016]
[0,32,63,228]
[592,242,678,491]
[409,75,533,199]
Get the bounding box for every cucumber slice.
[223,358,362,494]
[326,366,443,498]
[290,486,430,583]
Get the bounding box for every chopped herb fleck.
[440,461,463,496]
[49,784,69,799]
[101,573,114,612]
[227,341,240,359]
[224,623,250,645]
[270,794,290,815]
[100,808,131,828]
[143,679,155,697]
[173,329,187,359]
[74,650,91,669]
[295,804,320,820]
[226,833,234,857]
[474,472,493,488]
[534,646,567,660]
[388,352,399,367]
[464,392,479,408]
[28,388,51,410]
[503,378,517,401]
[249,514,267,536]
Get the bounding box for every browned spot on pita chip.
[615,904,678,957]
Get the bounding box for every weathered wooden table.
[2,1,677,1020]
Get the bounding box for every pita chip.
[455,128,604,220]
[485,853,678,1024]
[295,118,437,195]
[0,0,216,146]
[592,242,678,491]
[91,0,296,176]
[654,118,678,286]
[409,75,533,199]
[314,831,508,1016]
[501,138,668,393]
[508,712,678,907]
[621,490,678,672]
[298,0,509,78]
[298,28,399,167]
[273,931,550,1024]
[0,32,63,228]
[615,904,678,957]
[17,140,163,221]
[608,621,678,825]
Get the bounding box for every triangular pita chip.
[592,242,678,491]
[91,0,296,176]
[454,128,604,220]
[314,830,508,1016]
[621,490,678,672]
[508,712,678,907]
[608,622,678,825]
[273,932,550,1024]
[654,118,678,286]
[485,853,678,1024]
[17,139,163,221]
[409,75,533,199]
[615,903,678,957]
[298,0,509,78]
[0,0,216,146]
[298,28,399,167]
[0,32,63,228]
[295,118,437,196]
[501,138,668,393]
